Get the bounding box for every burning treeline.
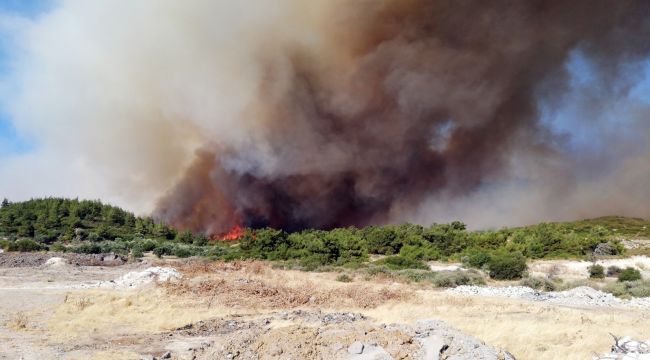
[153,0,650,236]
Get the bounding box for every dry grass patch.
[365,291,650,360]
[163,276,412,309]
[6,311,29,330]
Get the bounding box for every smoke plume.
[2,0,650,233]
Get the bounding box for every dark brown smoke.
[154,0,650,234]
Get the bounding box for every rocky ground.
[448,285,650,309]
[0,253,648,359]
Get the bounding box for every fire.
[219,224,245,241]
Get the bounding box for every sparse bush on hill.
[520,276,557,291]
[588,264,605,279]
[488,251,527,280]
[432,270,485,288]
[336,274,353,282]
[7,239,44,252]
[607,265,622,277]
[374,255,429,270]
[461,249,491,269]
[603,280,650,298]
[618,267,642,282]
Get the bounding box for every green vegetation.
[335,274,353,282]
[374,256,429,270]
[486,251,527,280]
[603,280,650,298]
[520,276,557,291]
[618,267,642,282]
[1,198,647,279]
[588,264,605,279]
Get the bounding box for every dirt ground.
[0,254,648,360]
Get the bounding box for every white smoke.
[0,0,337,212]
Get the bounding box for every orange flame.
[219,224,244,241]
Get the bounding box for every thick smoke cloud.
[2,0,650,233]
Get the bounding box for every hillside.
[0,198,184,242]
[1,198,646,266]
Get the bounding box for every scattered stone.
[348,341,365,354]
[79,267,182,289]
[594,335,650,359]
[419,335,447,360]
[448,285,650,309]
[43,257,68,268]
[351,345,393,359]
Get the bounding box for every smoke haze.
[2,0,650,233]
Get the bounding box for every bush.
[588,264,605,279]
[374,255,429,270]
[0,239,10,251]
[461,249,491,269]
[153,244,173,258]
[131,247,144,258]
[618,267,642,282]
[607,265,622,277]
[488,251,527,280]
[336,274,353,282]
[520,276,557,291]
[173,246,193,258]
[395,269,437,283]
[603,280,650,298]
[70,243,102,254]
[8,239,44,252]
[432,270,485,288]
[49,242,67,252]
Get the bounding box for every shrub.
[153,244,173,258]
[49,242,67,253]
[395,269,437,283]
[131,247,144,258]
[374,255,429,270]
[432,270,485,288]
[588,264,605,279]
[70,243,102,254]
[618,267,642,282]
[461,249,491,269]
[8,239,44,252]
[520,276,557,291]
[173,246,193,258]
[138,239,157,252]
[364,265,393,278]
[488,251,527,280]
[0,239,10,251]
[336,274,353,282]
[607,265,622,277]
[603,280,650,298]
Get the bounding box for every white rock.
[348,341,365,355]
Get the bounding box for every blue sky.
[0,0,53,157]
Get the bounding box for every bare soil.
[0,253,648,359]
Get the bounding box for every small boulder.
[348,341,365,354]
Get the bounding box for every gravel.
[79,267,182,289]
[448,285,650,309]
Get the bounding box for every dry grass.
[46,260,650,359]
[365,292,650,359]
[164,271,411,309]
[6,311,29,330]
